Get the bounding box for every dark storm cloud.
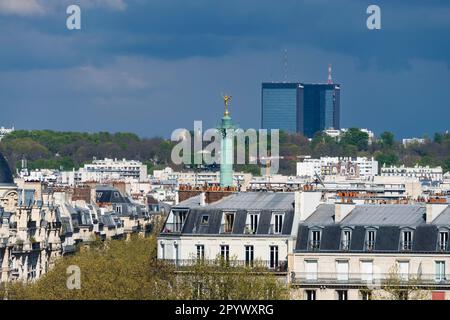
[0,0,449,138]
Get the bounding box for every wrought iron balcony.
[160,259,288,273]
[401,241,412,251]
[219,224,233,234]
[365,241,375,252]
[438,241,448,252]
[291,272,450,286]
[340,240,350,251]
[309,240,321,251]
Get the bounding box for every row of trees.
[4,232,432,300]
[0,129,449,176]
[5,234,289,300]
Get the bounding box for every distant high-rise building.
[261,82,340,137]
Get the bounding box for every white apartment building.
[291,200,450,300]
[153,167,252,189]
[403,138,426,146]
[323,128,375,145]
[61,158,148,185]
[381,164,443,182]
[158,190,322,275]
[297,157,379,179]
[0,126,14,141]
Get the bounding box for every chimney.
[295,190,322,221]
[335,202,355,223]
[426,203,448,223]
[199,192,206,207]
[174,192,179,205]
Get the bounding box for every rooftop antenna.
[283,49,288,83]
[327,63,333,84]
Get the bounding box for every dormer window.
[341,229,352,251]
[163,209,188,233]
[200,215,209,225]
[309,230,321,251]
[438,230,448,251]
[221,212,235,234]
[365,229,376,251]
[400,230,413,251]
[271,212,284,234]
[245,212,259,234]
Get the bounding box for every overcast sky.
[0,0,449,139]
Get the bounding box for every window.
[365,230,376,251]
[222,213,235,233]
[360,290,372,300]
[115,205,122,213]
[200,215,209,224]
[436,261,446,282]
[220,245,229,261]
[160,243,165,259]
[401,230,413,251]
[309,230,321,250]
[398,261,409,281]
[336,290,348,300]
[341,230,351,251]
[173,210,187,232]
[245,245,254,266]
[196,245,205,261]
[272,213,284,234]
[398,291,408,300]
[305,260,318,281]
[270,246,279,269]
[336,260,349,281]
[438,231,448,251]
[305,290,316,300]
[246,213,259,234]
[360,261,373,282]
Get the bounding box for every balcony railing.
[268,224,282,235]
[219,224,233,234]
[243,225,257,235]
[292,272,450,286]
[365,241,375,252]
[340,240,350,251]
[309,240,321,251]
[400,241,412,251]
[161,223,183,234]
[438,241,448,252]
[161,259,288,272]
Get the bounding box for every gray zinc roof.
[208,192,295,210]
[430,206,450,225]
[341,204,425,227]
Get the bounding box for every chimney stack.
[426,203,448,223]
[199,192,206,207]
[335,202,355,223]
[295,190,322,222]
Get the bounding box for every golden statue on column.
[222,94,232,116]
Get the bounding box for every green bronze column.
[219,95,234,187]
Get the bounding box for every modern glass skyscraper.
[261,82,340,138]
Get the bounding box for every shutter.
[361,261,373,281]
[306,261,318,280]
[398,262,409,280]
[337,261,349,280]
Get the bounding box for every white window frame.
[436,261,446,282]
[271,212,284,234]
[196,244,205,261]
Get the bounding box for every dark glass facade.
[261,83,298,132]
[261,82,340,137]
